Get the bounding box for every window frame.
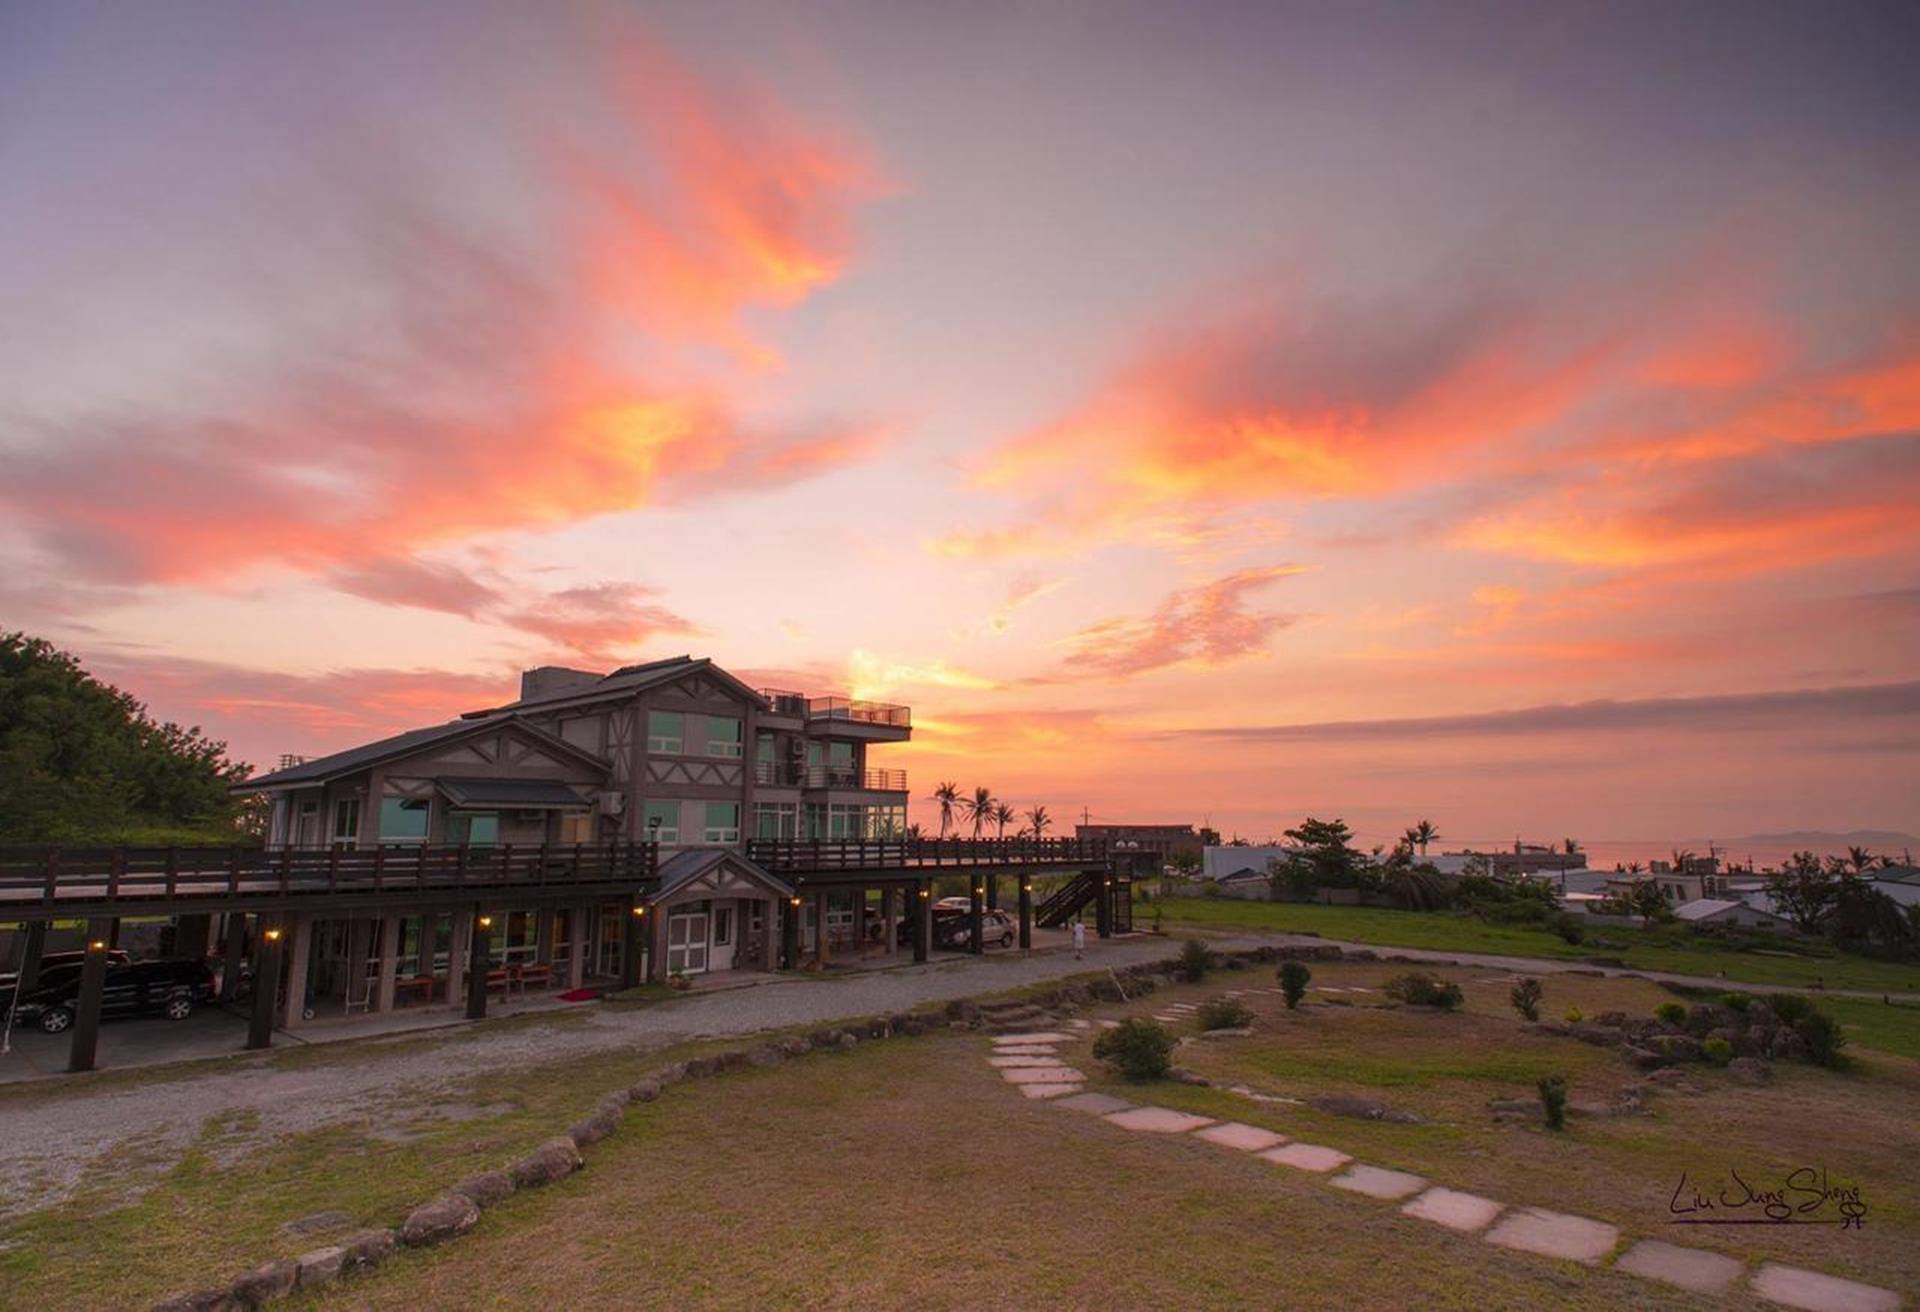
[646,710,685,754]
[706,716,743,758]
[331,797,361,843]
[377,796,431,844]
[702,802,741,844]
[643,801,681,845]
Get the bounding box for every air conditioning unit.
[787,738,806,756]
[598,791,625,815]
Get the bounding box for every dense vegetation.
[0,632,257,845]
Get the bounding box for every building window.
[378,796,430,842]
[647,711,684,754]
[712,907,733,946]
[331,798,361,843]
[706,717,743,758]
[644,801,680,845]
[703,802,740,844]
[755,802,797,840]
[451,812,499,846]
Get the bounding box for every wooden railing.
[0,841,658,911]
[747,836,1104,873]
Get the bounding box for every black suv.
[7,958,216,1034]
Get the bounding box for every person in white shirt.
[1071,918,1086,960]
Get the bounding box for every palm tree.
[964,786,995,840]
[904,823,925,841]
[1845,845,1877,877]
[1026,804,1052,839]
[932,782,960,838]
[992,801,1017,839]
[1563,837,1580,855]
[1625,860,1644,875]
[1409,819,1438,857]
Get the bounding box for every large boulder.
[399,1194,480,1248]
[229,1259,297,1306]
[628,1077,662,1104]
[452,1169,515,1209]
[510,1136,584,1189]
[1768,1028,1809,1063]
[1621,1044,1665,1070]
[747,1043,786,1068]
[294,1246,348,1290]
[568,1104,622,1147]
[339,1228,397,1269]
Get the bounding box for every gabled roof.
[437,778,593,809]
[652,848,793,901]
[241,715,608,791]
[460,655,766,720]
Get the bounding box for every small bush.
[1197,997,1254,1031]
[1537,1074,1568,1131]
[1509,977,1544,1022]
[1796,1011,1847,1068]
[1092,1017,1176,1081]
[1177,937,1212,983]
[1720,991,1752,1013]
[1765,993,1814,1025]
[1551,913,1585,945]
[1278,960,1311,1009]
[1655,1002,1688,1027]
[1702,1037,1733,1066]
[1384,972,1463,1010]
[1199,880,1223,898]
[1564,1006,1584,1024]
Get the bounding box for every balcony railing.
[747,836,1105,873]
[806,696,911,728]
[759,688,808,718]
[753,763,907,791]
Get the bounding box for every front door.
[666,909,709,975]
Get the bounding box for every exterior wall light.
[477,915,493,930]
[918,888,930,899]
[790,896,802,907]
[1022,884,1034,893]
[632,905,646,918]
[263,928,283,943]
[88,939,107,952]
[973,886,985,896]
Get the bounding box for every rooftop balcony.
[805,696,910,728]
[758,690,911,740]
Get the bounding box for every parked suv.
[7,958,216,1034]
[0,948,131,991]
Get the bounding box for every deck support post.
[15,920,47,992]
[985,872,998,912]
[621,900,642,990]
[219,913,248,1002]
[280,914,313,1029]
[912,881,930,963]
[465,907,490,1020]
[1018,877,1033,951]
[375,916,402,1011]
[1096,871,1114,939]
[814,890,831,967]
[247,916,282,1050]
[968,878,984,955]
[66,918,114,1073]
[781,893,800,969]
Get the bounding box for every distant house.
[1672,897,1792,933]
[1214,867,1273,899]
[1867,868,1920,908]
[1203,845,1294,882]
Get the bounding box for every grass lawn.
[1152,896,1920,993]
[296,1031,1716,1311]
[1075,961,1920,1302]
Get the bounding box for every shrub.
[1702,1037,1733,1066]
[1655,1002,1688,1027]
[1796,1011,1847,1068]
[1384,972,1463,1010]
[1092,1018,1176,1081]
[1564,1006,1584,1024]
[1537,1074,1568,1131]
[1765,993,1814,1025]
[1197,997,1254,1031]
[1720,992,1752,1013]
[1278,960,1311,1009]
[1200,880,1223,898]
[1177,937,1212,983]
[1509,977,1544,1022]
[1552,913,1585,945]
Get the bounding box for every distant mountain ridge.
[1732,829,1919,848]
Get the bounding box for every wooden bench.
[394,974,436,1004]
[485,968,512,995]
[517,962,553,991]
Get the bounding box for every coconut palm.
[1026,804,1052,839]
[1563,837,1580,855]
[1670,848,1694,874]
[964,786,995,840]
[1409,819,1438,857]
[932,782,960,838]
[1845,845,1877,876]
[992,801,1017,839]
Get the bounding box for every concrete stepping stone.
[993,1032,1069,1045]
[1104,1107,1217,1134]
[1020,1082,1084,1100]
[1258,1143,1351,1173]
[1053,1092,1133,1115]
[1153,1014,1182,1022]
[1166,1002,1198,1010]
[989,1055,1066,1068]
[991,1046,1058,1057]
[1067,1019,1090,1029]
[1194,1122,1287,1152]
[1751,1263,1901,1312]
[1483,1207,1618,1265]
[1400,1187,1504,1232]
[1616,1240,1744,1295]
[1329,1165,1427,1201]
[1002,1066,1085,1084]
[1097,1019,1120,1028]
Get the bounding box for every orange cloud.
[1059,565,1306,678]
[3,22,882,592]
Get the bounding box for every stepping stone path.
[1330,1165,1426,1201]
[977,1026,1902,1311]
[1484,1207,1619,1265]
[1259,1143,1351,1173]
[1751,1264,1902,1312]
[1616,1240,1744,1295]
[1195,1122,1287,1152]
[1104,1107,1216,1134]
[1400,1187,1504,1233]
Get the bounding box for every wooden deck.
[746,837,1109,881]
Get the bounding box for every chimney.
[520,666,603,702]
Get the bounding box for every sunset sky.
[4,1,1917,859]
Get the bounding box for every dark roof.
[241,715,605,791]
[462,654,769,720]
[437,778,592,809]
[653,848,793,900]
